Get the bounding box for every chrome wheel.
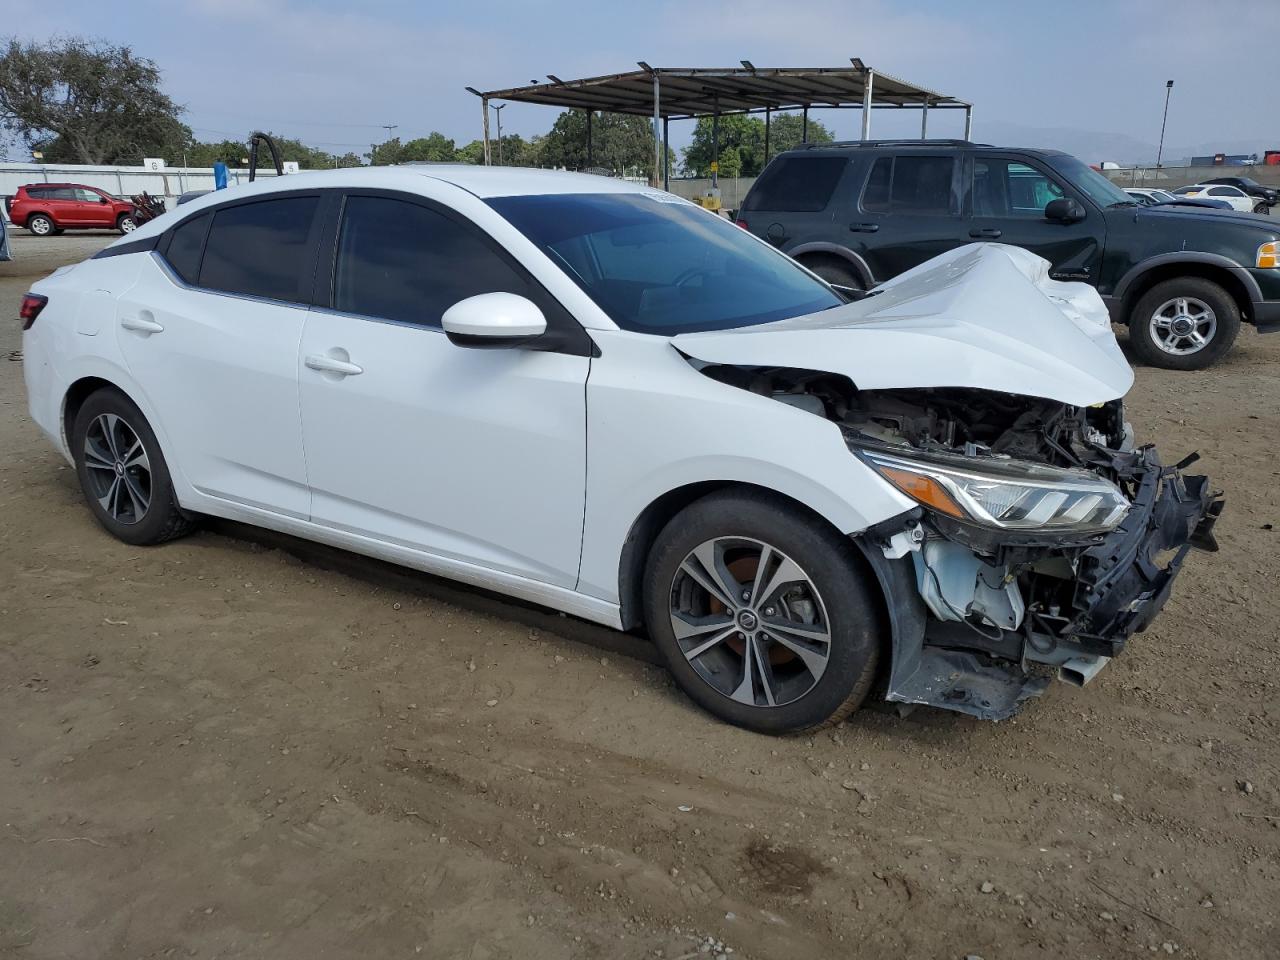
[1149,296,1217,355]
[119,216,137,233]
[83,413,151,524]
[30,216,52,236]
[669,537,831,708]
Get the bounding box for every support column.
[586,110,594,169]
[481,97,491,165]
[964,106,973,140]
[764,107,771,164]
[652,74,662,188]
[920,98,929,139]
[663,117,670,190]
[861,69,874,140]
[711,98,720,188]
[802,105,809,143]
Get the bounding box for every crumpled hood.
[673,243,1134,407]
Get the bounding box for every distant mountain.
[974,121,1275,166]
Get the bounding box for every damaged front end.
[700,366,1224,720]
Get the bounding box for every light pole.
[492,104,506,165]
[1156,80,1173,169]
[377,123,398,165]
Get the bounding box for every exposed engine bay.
[697,363,1224,719]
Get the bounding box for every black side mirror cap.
[1045,197,1086,223]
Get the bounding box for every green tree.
[400,132,456,162]
[0,36,187,165]
[538,110,671,178]
[681,112,834,177]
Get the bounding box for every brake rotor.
[710,554,797,666]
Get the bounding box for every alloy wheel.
[30,217,52,236]
[83,413,151,524]
[669,537,831,708]
[119,217,137,233]
[1149,296,1217,356]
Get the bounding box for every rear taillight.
[734,218,749,229]
[19,293,48,331]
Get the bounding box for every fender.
[1110,251,1263,304]
[785,241,877,288]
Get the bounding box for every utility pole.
[1156,81,1173,169]
[492,104,505,165]
[376,123,398,165]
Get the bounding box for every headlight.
[857,447,1129,533]
[1257,241,1278,269]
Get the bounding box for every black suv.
[737,140,1280,369]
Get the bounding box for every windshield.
[487,193,841,335]
[1045,154,1134,207]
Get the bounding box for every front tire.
[27,214,53,236]
[1127,277,1240,370]
[71,388,197,546]
[643,491,881,734]
[1253,202,1268,215]
[117,214,137,234]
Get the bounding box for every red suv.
[8,183,138,237]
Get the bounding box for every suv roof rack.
[795,139,991,150]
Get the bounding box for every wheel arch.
[1114,254,1257,325]
[24,209,56,227]
[787,243,876,288]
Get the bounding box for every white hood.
[673,243,1134,407]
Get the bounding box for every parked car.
[1124,188,1231,211]
[1171,184,1258,213]
[8,183,138,236]
[20,167,1221,731]
[1201,175,1277,208]
[736,140,1280,369]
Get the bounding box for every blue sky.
[10,0,1278,163]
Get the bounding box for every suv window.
[198,196,320,303]
[42,187,77,201]
[861,156,956,215]
[332,195,532,327]
[741,156,847,212]
[1207,187,1237,197]
[973,158,1065,218]
[165,212,211,285]
[74,188,102,202]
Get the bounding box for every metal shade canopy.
[468,61,972,187]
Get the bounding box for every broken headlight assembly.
[855,446,1130,534]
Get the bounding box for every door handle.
[849,222,880,233]
[969,227,1002,239]
[305,354,363,377]
[120,315,164,334]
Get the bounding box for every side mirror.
[1045,197,1085,223]
[99,197,109,204]
[442,292,547,349]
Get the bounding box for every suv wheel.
[1128,277,1240,370]
[27,214,54,236]
[804,258,865,292]
[117,213,137,234]
[643,491,881,734]
[72,388,198,546]
[1253,202,1268,215]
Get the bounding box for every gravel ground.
[2,228,1278,960]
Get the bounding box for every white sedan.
[20,167,1221,731]
[1171,183,1262,213]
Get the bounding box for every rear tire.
[643,490,882,734]
[1127,277,1240,370]
[27,214,53,236]
[71,388,197,546]
[803,258,865,292]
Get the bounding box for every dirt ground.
[2,229,1277,960]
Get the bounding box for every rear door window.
[198,196,320,303]
[742,156,847,212]
[861,156,956,215]
[164,212,211,285]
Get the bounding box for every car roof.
[22,182,102,189]
[778,141,1069,159]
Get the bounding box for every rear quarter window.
[198,196,320,303]
[164,212,211,285]
[742,156,848,212]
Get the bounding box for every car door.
[297,190,591,588]
[47,187,83,227]
[846,152,968,280]
[114,192,323,517]
[75,188,114,227]
[1206,186,1250,212]
[966,154,1103,283]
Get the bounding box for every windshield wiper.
[1108,200,1140,208]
